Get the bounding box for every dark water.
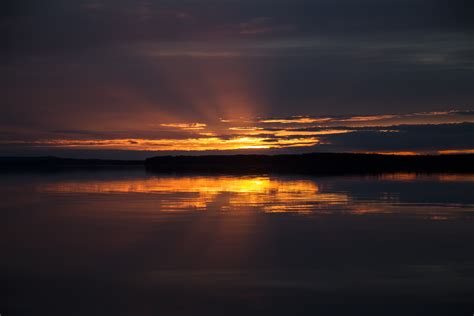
[1,171,474,315]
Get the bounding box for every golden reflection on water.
[376,173,474,182]
[39,176,349,213]
[36,174,474,216]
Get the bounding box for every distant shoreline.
[0,156,144,172]
[1,153,473,174]
[145,153,474,175]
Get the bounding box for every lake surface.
[1,170,474,315]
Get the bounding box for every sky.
[1,0,473,159]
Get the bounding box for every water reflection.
[2,171,474,315]
[376,173,474,182]
[39,176,348,213]
[33,173,474,217]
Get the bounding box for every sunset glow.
[2,1,474,313]
[2,110,472,154]
[4,136,319,151]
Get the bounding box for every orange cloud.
[363,151,421,156]
[437,149,474,155]
[3,109,472,154]
[338,115,397,122]
[160,123,207,130]
[6,136,318,151]
[259,117,332,124]
[270,129,351,137]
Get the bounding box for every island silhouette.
[1,153,473,174]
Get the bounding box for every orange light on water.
[39,176,349,213]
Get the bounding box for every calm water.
[1,171,474,315]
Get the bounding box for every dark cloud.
[1,0,473,157]
[317,123,474,153]
[453,110,474,116]
[3,0,473,55]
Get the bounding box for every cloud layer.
[1,0,473,157]
[1,110,473,158]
